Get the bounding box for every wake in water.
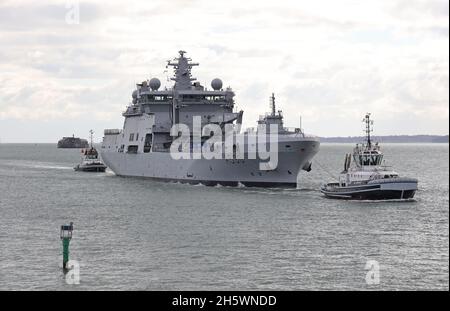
[346,198,418,204]
[31,164,72,170]
[0,160,72,170]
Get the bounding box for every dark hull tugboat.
[321,114,418,200]
[74,130,107,172]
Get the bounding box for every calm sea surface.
[0,143,448,290]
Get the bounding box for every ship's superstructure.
[101,51,320,187]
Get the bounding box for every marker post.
[60,222,73,271]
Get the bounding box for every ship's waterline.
[102,138,319,187]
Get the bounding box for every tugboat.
[74,130,107,172]
[321,114,418,200]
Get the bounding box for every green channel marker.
[60,222,73,270]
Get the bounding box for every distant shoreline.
[318,135,449,143]
[0,135,448,144]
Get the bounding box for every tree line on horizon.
[319,135,449,143]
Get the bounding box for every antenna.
[89,129,94,148]
[363,113,373,147]
[270,93,276,116]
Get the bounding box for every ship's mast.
[166,51,199,127]
[167,50,199,90]
[89,129,94,148]
[363,113,373,148]
[270,93,276,117]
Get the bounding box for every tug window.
[129,133,134,141]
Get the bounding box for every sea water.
[0,143,448,290]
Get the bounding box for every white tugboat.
[74,130,107,172]
[321,114,418,200]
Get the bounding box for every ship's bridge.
[351,113,385,167]
[353,143,383,166]
[125,50,235,112]
[135,90,233,105]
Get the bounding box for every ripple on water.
[0,143,448,290]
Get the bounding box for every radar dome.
[149,78,161,91]
[132,90,138,99]
[211,78,223,91]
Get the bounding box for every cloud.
[0,0,448,142]
[0,2,102,31]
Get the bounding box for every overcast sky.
[0,0,448,142]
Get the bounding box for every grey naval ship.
[321,114,418,199]
[101,51,320,187]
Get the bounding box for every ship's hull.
[321,189,416,200]
[321,178,418,200]
[101,140,319,187]
[74,164,107,172]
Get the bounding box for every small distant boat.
[321,113,418,200]
[74,130,107,172]
[57,134,89,148]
